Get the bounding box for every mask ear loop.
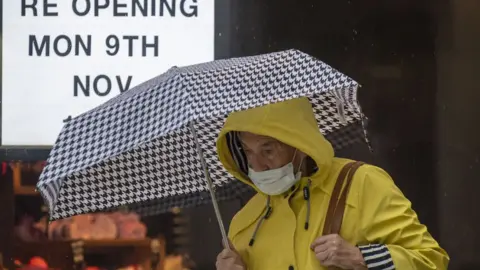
[293,150,310,230]
[293,150,306,178]
[291,148,298,162]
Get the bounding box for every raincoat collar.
[216,97,335,196]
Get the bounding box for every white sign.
[2,0,214,146]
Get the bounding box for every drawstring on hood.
[248,196,272,246]
[304,179,312,230]
[216,97,334,247]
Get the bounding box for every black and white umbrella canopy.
[37,49,367,222]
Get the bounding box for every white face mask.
[248,150,304,195]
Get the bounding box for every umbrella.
[37,49,368,247]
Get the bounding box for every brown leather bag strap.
[321,162,355,236]
[330,161,365,234]
[322,161,365,236]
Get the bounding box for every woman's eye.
[263,149,274,155]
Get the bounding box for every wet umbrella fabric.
[37,49,367,238]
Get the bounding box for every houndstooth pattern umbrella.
[37,49,368,226]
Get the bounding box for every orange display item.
[29,256,48,268]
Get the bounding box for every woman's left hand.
[311,234,367,270]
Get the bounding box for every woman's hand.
[216,241,246,270]
[311,234,367,270]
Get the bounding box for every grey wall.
[435,0,480,268]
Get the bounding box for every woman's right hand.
[215,242,246,270]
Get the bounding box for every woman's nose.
[248,157,270,172]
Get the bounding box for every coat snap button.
[288,266,294,270]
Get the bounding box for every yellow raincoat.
[216,97,449,270]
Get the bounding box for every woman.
[214,97,448,270]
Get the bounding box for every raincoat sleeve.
[357,166,449,270]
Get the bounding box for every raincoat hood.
[216,97,334,192]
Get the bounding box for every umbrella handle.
[189,122,231,250]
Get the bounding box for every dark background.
[1,0,480,269]
[189,0,480,269]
